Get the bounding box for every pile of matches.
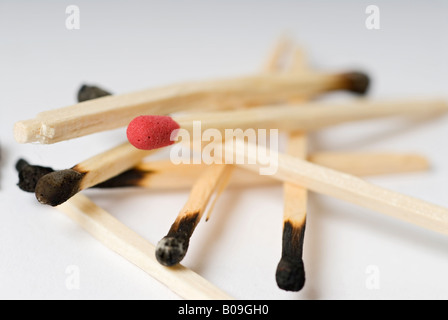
[13,38,448,299]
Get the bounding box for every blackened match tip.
[77,84,112,102]
[34,169,84,206]
[155,236,189,267]
[16,158,55,193]
[15,158,29,172]
[342,71,370,95]
[275,258,306,292]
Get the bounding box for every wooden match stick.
[126,98,448,150]
[276,44,311,292]
[57,193,233,300]
[14,71,369,144]
[220,138,448,236]
[34,142,157,206]
[155,164,234,266]
[16,152,430,192]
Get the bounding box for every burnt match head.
[276,219,306,291]
[276,257,305,292]
[341,71,370,95]
[34,169,85,206]
[15,158,55,193]
[77,84,111,102]
[155,236,189,267]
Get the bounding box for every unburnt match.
[14,71,369,144]
[126,99,448,151]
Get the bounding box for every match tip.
[77,84,111,102]
[16,158,55,193]
[342,71,370,95]
[126,115,180,150]
[34,169,84,206]
[275,258,305,292]
[155,236,189,266]
[15,158,30,172]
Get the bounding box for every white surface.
[1,0,448,300]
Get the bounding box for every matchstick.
[14,71,369,144]
[276,44,311,292]
[155,164,234,266]
[221,138,448,236]
[34,142,157,206]
[307,152,430,177]
[126,99,448,150]
[57,193,233,300]
[16,152,429,192]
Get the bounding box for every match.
[276,43,311,292]
[155,164,234,266]
[16,152,430,193]
[34,142,158,206]
[14,71,369,145]
[126,98,448,151]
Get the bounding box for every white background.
[1,1,448,300]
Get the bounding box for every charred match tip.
[276,257,306,292]
[341,71,370,95]
[34,169,85,206]
[15,158,55,193]
[276,220,306,291]
[127,115,180,150]
[77,84,112,102]
[15,158,30,172]
[155,236,189,266]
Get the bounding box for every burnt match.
[14,71,371,144]
[15,152,430,193]
[276,218,306,291]
[155,164,233,266]
[16,158,55,193]
[34,142,157,206]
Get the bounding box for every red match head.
[127,115,180,150]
